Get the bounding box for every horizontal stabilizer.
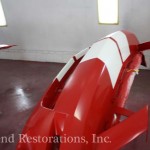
[96,106,148,150]
[139,42,150,51]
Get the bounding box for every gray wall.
[0,0,150,66]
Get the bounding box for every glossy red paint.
[17,31,149,150]
[139,41,150,51]
[96,106,148,150]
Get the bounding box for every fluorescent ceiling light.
[98,0,119,24]
[0,0,6,26]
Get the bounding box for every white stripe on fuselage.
[75,47,89,60]
[56,58,75,81]
[107,31,130,62]
[81,38,122,88]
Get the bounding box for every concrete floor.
[0,59,149,150]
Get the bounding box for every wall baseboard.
[0,49,150,70]
[0,49,77,63]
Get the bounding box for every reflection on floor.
[0,59,149,150]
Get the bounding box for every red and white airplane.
[17,30,150,150]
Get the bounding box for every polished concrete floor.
[0,59,149,150]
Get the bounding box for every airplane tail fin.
[95,106,149,150]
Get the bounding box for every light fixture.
[98,0,119,24]
[0,0,7,26]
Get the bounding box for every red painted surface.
[139,41,150,51]
[17,31,149,150]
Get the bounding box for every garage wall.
[0,0,150,66]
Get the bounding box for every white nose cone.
[0,0,7,26]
